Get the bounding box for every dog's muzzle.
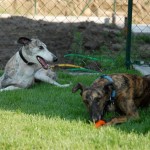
[92,115,102,123]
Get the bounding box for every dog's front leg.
[105,97,140,125]
[105,111,139,126]
[34,69,70,87]
[0,86,22,92]
[105,116,128,125]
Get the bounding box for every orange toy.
[95,120,106,128]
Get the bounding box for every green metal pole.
[112,0,116,24]
[113,0,116,14]
[126,0,133,69]
[34,0,37,15]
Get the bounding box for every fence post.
[125,0,133,69]
[34,0,37,16]
[112,0,116,25]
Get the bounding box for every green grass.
[132,34,150,62]
[0,69,150,149]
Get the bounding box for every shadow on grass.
[0,81,149,135]
[0,81,89,121]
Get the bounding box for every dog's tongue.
[37,56,48,69]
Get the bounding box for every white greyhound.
[0,37,70,91]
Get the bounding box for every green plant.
[70,31,84,54]
[68,30,87,66]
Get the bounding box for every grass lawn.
[0,68,150,150]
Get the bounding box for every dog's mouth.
[36,56,48,70]
[92,115,102,123]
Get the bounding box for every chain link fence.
[0,0,149,72]
[130,0,150,68]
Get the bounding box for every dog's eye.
[94,97,100,102]
[84,100,89,105]
[39,46,44,50]
[94,98,100,105]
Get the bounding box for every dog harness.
[19,49,34,65]
[101,75,116,103]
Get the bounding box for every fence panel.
[131,0,150,67]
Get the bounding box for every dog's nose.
[53,56,58,62]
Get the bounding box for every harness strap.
[101,75,113,82]
[19,49,34,65]
[101,75,116,103]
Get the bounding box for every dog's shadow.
[0,82,89,122]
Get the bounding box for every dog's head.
[72,82,113,122]
[18,37,58,69]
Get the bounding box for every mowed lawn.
[0,69,150,150]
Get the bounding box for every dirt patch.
[0,16,72,69]
[0,16,124,69]
[0,16,149,71]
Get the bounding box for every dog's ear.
[17,37,31,45]
[72,83,85,94]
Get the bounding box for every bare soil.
[0,16,124,70]
[0,16,149,71]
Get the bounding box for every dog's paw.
[104,122,112,126]
[58,83,71,88]
[0,88,5,92]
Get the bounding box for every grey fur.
[0,37,70,91]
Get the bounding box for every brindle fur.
[72,74,150,125]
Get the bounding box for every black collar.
[19,49,34,65]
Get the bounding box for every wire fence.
[0,0,149,71]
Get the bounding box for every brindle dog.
[72,74,150,125]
